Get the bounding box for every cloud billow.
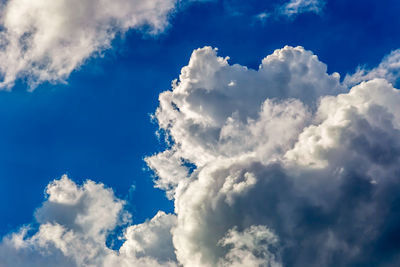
[3,46,400,266]
[149,46,400,266]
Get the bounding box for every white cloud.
[0,175,177,267]
[254,12,269,24]
[219,226,281,267]
[278,0,325,17]
[149,46,400,266]
[286,78,400,169]
[0,0,177,89]
[146,45,343,197]
[5,45,400,266]
[253,0,325,23]
[344,49,400,87]
[118,211,177,264]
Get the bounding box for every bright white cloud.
[0,0,177,89]
[148,46,400,266]
[4,45,400,266]
[0,176,177,267]
[146,45,343,197]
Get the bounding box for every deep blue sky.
[1,0,400,237]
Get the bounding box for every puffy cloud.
[0,175,177,267]
[286,78,400,169]
[118,211,177,264]
[218,225,281,267]
[5,45,400,266]
[146,45,343,196]
[148,46,400,266]
[171,78,400,266]
[0,0,177,89]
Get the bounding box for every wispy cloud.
[344,48,400,87]
[253,0,325,25]
[278,0,325,17]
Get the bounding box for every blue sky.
[2,0,400,266]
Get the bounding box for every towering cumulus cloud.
[3,46,400,266]
[149,46,400,266]
[0,0,177,89]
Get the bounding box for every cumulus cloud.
[218,225,281,267]
[4,45,400,266]
[146,45,343,197]
[148,46,400,266]
[0,0,178,89]
[0,175,177,267]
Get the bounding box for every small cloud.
[254,12,270,24]
[278,0,325,18]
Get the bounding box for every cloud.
[146,45,343,197]
[218,225,281,267]
[148,46,400,266]
[239,0,325,25]
[344,49,400,87]
[0,0,178,89]
[0,175,177,267]
[278,0,325,17]
[4,45,400,266]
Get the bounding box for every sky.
[1,0,400,266]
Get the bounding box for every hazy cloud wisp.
[279,0,325,17]
[344,48,400,87]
